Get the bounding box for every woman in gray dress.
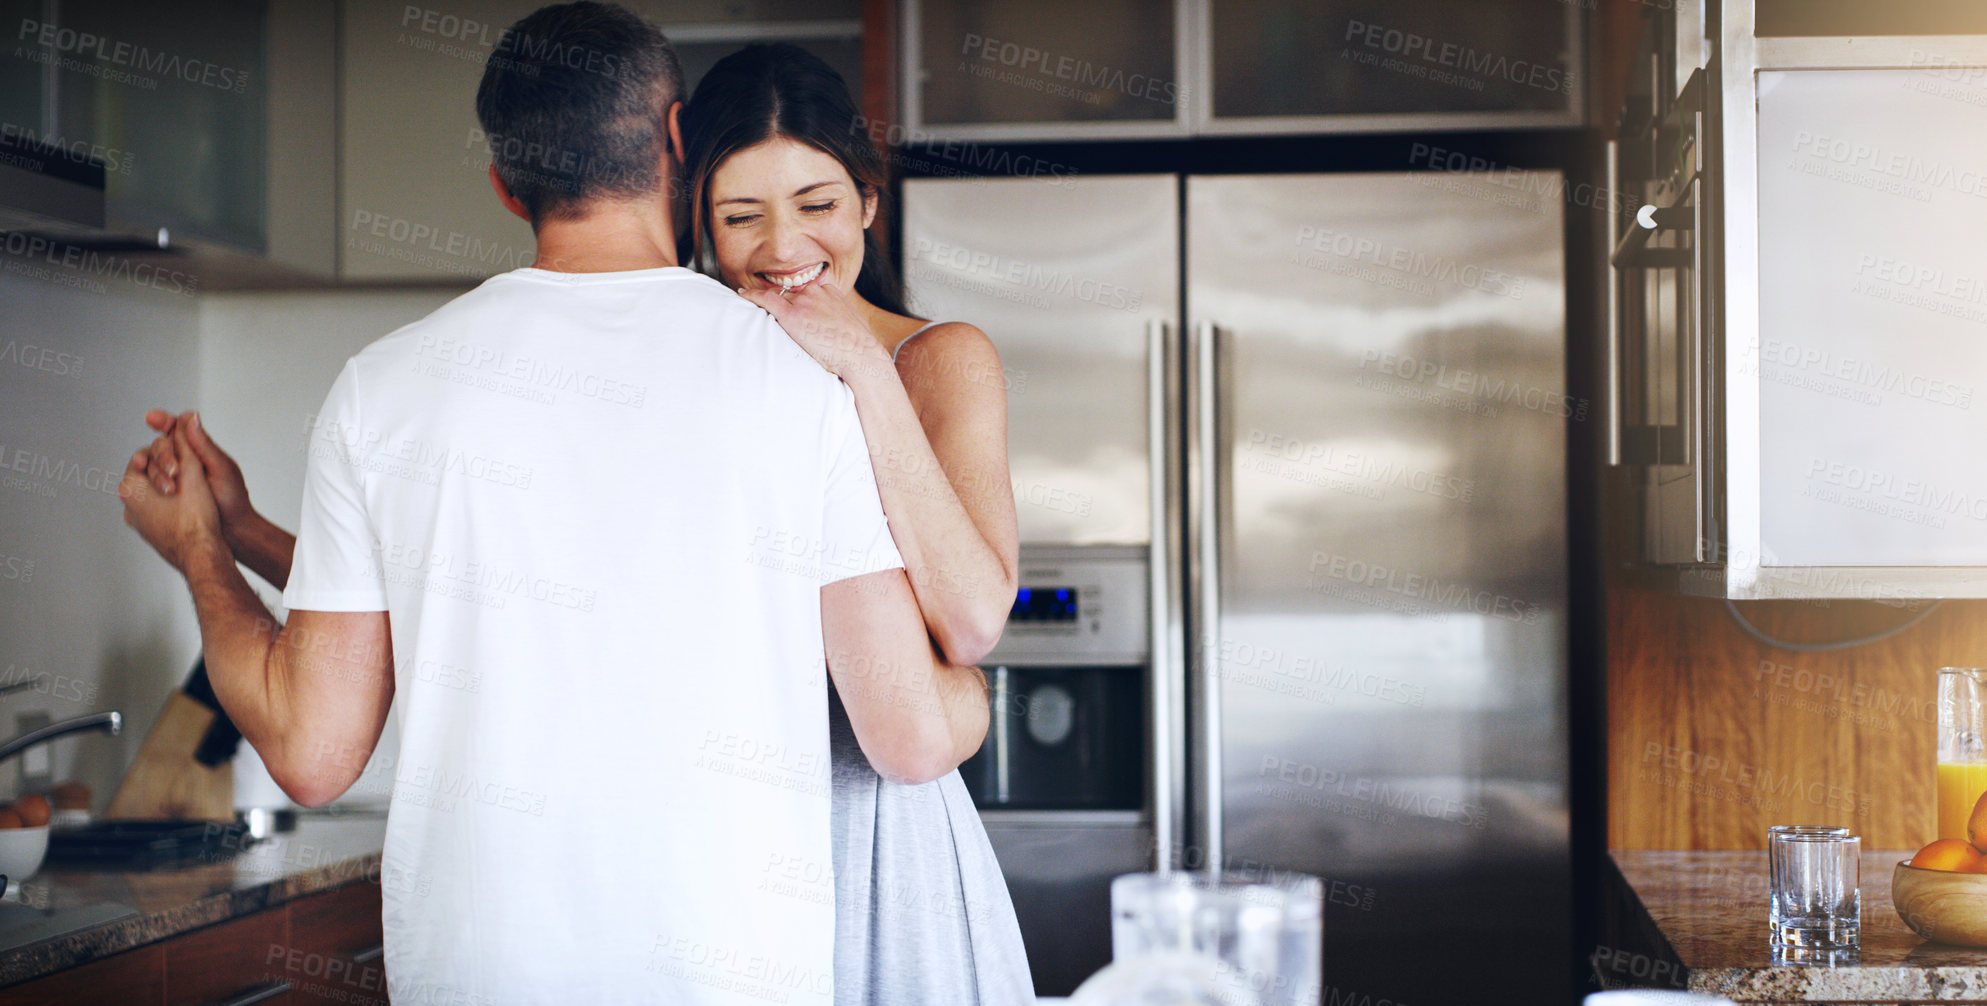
[681,44,1034,1006]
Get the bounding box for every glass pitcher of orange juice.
[1938,668,1987,842]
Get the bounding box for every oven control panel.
[985,545,1148,666]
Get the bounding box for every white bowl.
[0,826,50,884]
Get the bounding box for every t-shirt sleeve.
[281,360,390,612]
[818,382,905,585]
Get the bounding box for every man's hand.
[739,279,893,383]
[120,424,224,574]
[133,410,295,591]
[141,410,252,530]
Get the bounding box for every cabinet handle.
[205,978,292,1006]
[351,943,385,964]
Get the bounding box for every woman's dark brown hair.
[680,43,909,315]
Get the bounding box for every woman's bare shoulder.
[892,321,1007,417]
[893,320,999,369]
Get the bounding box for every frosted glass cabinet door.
[912,0,1181,129]
[0,0,42,136]
[1755,69,1987,566]
[46,0,267,250]
[1207,0,1577,123]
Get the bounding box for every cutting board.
[103,660,237,821]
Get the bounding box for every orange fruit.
[1969,790,1987,853]
[1913,838,1984,871]
[11,794,47,827]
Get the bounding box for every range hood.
[0,132,106,239]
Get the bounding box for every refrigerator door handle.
[1605,138,1622,467]
[1146,319,1174,874]
[1190,319,1223,873]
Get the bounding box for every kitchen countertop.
[0,811,387,988]
[1609,850,1987,1002]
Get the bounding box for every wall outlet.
[14,711,51,793]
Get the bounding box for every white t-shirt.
[281,265,903,1006]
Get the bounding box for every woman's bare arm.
[837,323,1018,665]
[742,284,1020,668]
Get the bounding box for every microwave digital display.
[1011,586,1078,624]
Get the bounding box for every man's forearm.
[181,538,293,771]
[224,512,296,591]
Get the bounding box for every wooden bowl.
[1894,860,1987,946]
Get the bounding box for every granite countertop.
[0,811,387,988]
[1610,849,1987,1002]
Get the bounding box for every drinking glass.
[1938,668,1987,842]
[1768,828,1860,962]
[1110,871,1322,1006]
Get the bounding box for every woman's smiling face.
[707,136,876,296]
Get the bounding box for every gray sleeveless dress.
[826,321,1035,1005]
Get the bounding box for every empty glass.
[1768,827,1860,963]
[1108,871,1322,1006]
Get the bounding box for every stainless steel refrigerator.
[903,172,1570,1004]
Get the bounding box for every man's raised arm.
[120,424,393,808]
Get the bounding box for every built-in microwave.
[962,544,1152,995]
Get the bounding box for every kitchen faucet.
[0,712,121,764]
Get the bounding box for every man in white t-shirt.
[116,4,990,1004]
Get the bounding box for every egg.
[0,809,26,829]
[13,794,49,827]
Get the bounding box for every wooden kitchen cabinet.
[0,942,166,1006]
[285,882,389,1005]
[162,905,290,1006]
[0,880,384,1006]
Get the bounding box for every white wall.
[197,289,459,808]
[0,265,201,808]
[0,274,460,816]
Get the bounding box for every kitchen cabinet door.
[905,0,1187,139]
[1,942,166,1006]
[0,0,43,138]
[284,882,386,1005]
[1199,0,1581,133]
[161,904,290,1005]
[34,0,268,250]
[1754,68,1987,568]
